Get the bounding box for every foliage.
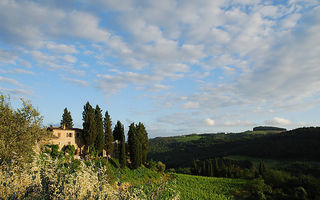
[171,173,248,200]
[0,94,47,165]
[113,120,124,158]
[82,101,96,154]
[60,107,73,129]
[119,127,126,168]
[148,127,320,169]
[128,123,139,168]
[94,105,105,155]
[104,111,113,157]
[128,122,149,169]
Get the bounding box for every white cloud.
[63,55,77,63]
[204,118,215,126]
[0,68,34,75]
[182,101,200,109]
[0,49,18,65]
[265,117,291,126]
[0,87,31,95]
[0,76,23,87]
[145,84,172,92]
[62,76,90,87]
[223,120,255,127]
[45,42,78,54]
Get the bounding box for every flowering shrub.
[0,154,179,200]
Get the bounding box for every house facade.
[47,125,84,156]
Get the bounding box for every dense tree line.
[149,128,320,169]
[128,122,149,169]
[61,101,149,168]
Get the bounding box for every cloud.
[0,87,31,95]
[61,76,90,87]
[45,42,78,54]
[0,49,18,65]
[204,118,215,126]
[0,76,23,87]
[223,120,255,127]
[0,68,34,75]
[182,101,199,109]
[0,0,111,47]
[63,55,77,63]
[144,84,172,92]
[265,117,291,126]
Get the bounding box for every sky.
[0,0,320,138]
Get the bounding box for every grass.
[170,173,249,200]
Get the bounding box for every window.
[58,133,61,138]
[68,142,71,145]
[69,133,72,137]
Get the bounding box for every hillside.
[148,127,320,169]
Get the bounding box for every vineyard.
[171,173,249,200]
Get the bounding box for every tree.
[113,121,124,158]
[128,123,139,168]
[104,111,113,158]
[60,107,73,129]
[0,94,46,165]
[82,102,96,154]
[136,122,149,164]
[119,128,126,168]
[94,105,104,156]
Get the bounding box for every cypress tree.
[136,122,149,164]
[60,107,73,129]
[82,102,96,154]
[128,123,139,169]
[104,111,113,158]
[119,125,126,168]
[94,105,104,156]
[113,121,123,142]
[113,121,124,158]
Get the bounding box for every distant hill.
[253,126,286,131]
[148,127,320,169]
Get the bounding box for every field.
[170,173,249,200]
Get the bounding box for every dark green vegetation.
[149,128,320,199]
[149,128,320,168]
[171,173,249,200]
[253,126,286,131]
[60,107,73,129]
[80,101,149,169]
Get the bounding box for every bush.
[0,95,47,165]
[156,161,166,173]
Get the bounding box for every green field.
[171,173,249,200]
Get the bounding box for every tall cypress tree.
[113,121,124,158]
[128,123,139,169]
[136,122,149,164]
[82,102,96,154]
[60,107,73,129]
[119,128,126,168]
[94,105,104,156]
[104,111,113,158]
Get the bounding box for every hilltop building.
[47,125,84,156]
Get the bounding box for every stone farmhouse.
[47,125,84,156]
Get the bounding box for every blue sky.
[0,0,320,138]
